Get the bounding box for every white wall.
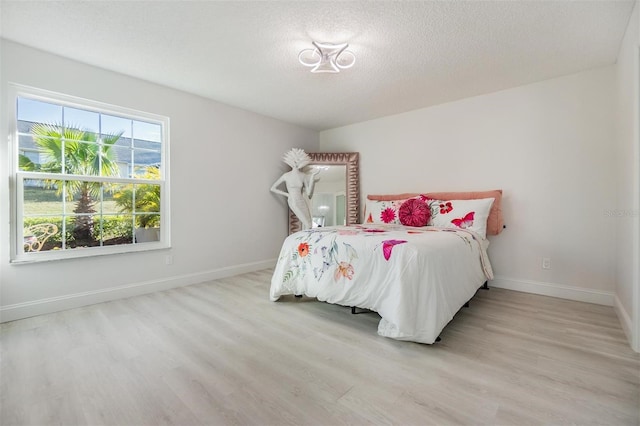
[320,67,618,306]
[0,40,318,321]
[614,1,640,351]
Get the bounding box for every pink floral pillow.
[363,199,407,224]
[429,198,495,238]
[399,198,431,227]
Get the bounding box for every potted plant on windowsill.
[114,166,161,243]
[134,210,161,243]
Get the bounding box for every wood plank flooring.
[1,268,638,425]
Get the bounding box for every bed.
[270,190,504,344]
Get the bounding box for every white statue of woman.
[270,148,320,230]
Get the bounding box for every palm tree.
[20,123,123,243]
[113,166,161,228]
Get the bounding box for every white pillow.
[429,198,495,238]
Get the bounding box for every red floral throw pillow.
[398,198,431,227]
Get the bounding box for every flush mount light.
[298,41,356,73]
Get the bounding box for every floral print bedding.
[270,224,493,344]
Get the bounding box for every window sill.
[10,241,171,264]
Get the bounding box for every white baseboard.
[490,276,615,306]
[613,293,633,343]
[0,259,276,323]
[1,268,619,324]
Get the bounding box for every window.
[10,85,170,262]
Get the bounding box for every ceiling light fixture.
[298,41,355,73]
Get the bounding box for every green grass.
[24,188,119,215]
[24,201,120,215]
[24,187,60,202]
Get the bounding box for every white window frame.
[9,84,171,263]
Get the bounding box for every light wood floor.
[1,269,638,426]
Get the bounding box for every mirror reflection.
[311,165,346,227]
[288,152,359,234]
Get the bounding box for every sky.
[17,97,162,143]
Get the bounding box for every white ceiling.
[0,1,635,131]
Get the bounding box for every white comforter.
[270,224,493,344]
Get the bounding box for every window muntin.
[11,86,169,262]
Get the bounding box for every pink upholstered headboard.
[367,189,504,235]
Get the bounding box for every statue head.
[283,148,311,170]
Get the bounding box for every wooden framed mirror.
[289,152,360,234]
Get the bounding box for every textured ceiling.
[0,1,635,130]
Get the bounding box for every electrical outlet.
[542,257,551,269]
[165,255,173,265]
